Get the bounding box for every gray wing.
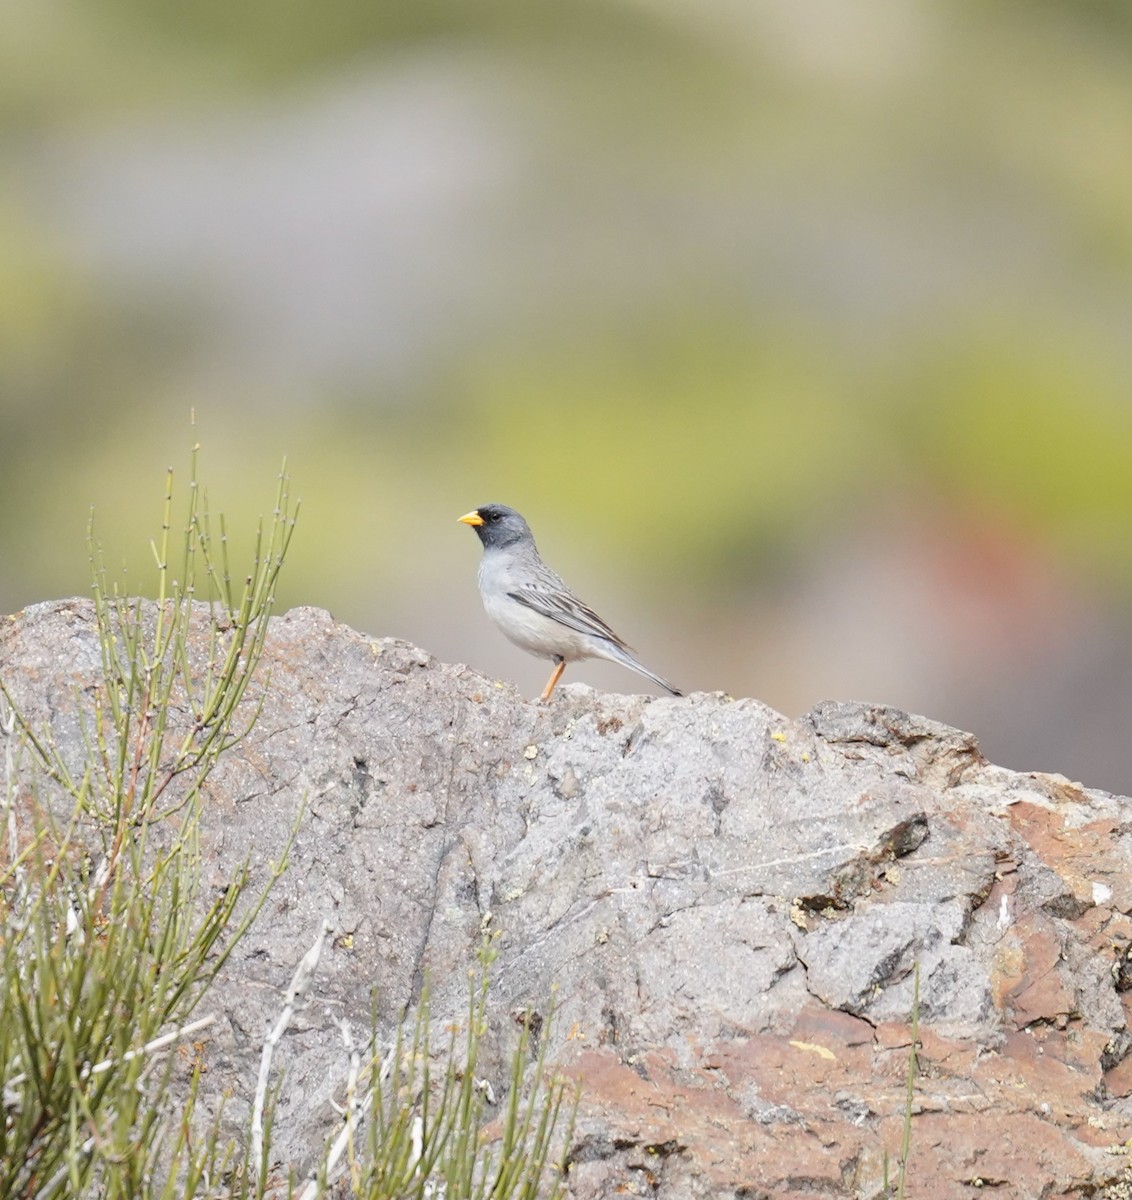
[506,580,631,649]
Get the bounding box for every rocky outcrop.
[3,600,1132,1198]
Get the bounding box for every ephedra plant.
[0,439,298,1198]
[1,438,577,1200]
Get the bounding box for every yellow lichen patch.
[789,1040,836,1062]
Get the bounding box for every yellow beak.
[458,510,484,527]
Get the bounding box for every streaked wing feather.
[507,583,629,649]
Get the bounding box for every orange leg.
[540,659,566,702]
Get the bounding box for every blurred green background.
[4,0,1132,790]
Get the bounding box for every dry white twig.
[252,919,333,1187]
[88,853,113,901]
[89,1014,216,1076]
[32,1135,96,1200]
[1,698,20,889]
[409,1113,424,1177]
[3,1014,216,1105]
[297,1040,397,1200]
[335,1016,362,1188]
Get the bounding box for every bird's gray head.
[458,503,535,552]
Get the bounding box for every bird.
[458,503,683,701]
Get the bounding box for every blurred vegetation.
[2,0,1132,784]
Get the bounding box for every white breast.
[477,552,595,662]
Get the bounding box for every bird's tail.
[604,642,683,697]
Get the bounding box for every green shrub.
[1,438,576,1200]
[1,442,297,1198]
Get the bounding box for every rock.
[3,599,1132,1198]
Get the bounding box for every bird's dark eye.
[488,511,501,522]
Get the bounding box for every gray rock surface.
[3,599,1132,1198]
